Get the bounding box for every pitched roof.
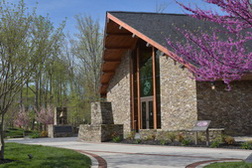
[108,11,217,50]
[100,11,251,96]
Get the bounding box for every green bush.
[210,140,220,148]
[144,133,156,141]
[166,132,176,142]
[5,128,39,138]
[134,139,141,144]
[112,136,122,143]
[29,133,40,139]
[126,131,136,140]
[181,139,192,146]
[241,142,252,150]
[159,139,168,145]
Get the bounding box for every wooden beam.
[137,47,141,130]
[101,82,109,85]
[101,83,109,87]
[106,33,132,36]
[104,46,131,50]
[102,70,115,73]
[130,54,135,131]
[104,59,121,63]
[152,47,157,129]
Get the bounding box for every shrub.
[159,139,168,145]
[144,133,156,141]
[241,142,252,150]
[166,132,176,142]
[112,136,122,143]
[176,133,185,142]
[29,133,40,139]
[181,139,192,146]
[126,131,136,140]
[210,140,220,148]
[134,139,141,144]
[223,135,235,145]
[40,131,48,137]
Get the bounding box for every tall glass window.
[131,39,161,130]
[139,47,153,97]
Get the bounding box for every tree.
[166,0,252,89]
[14,107,30,130]
[0,0,64,159]
[68,15,103,124]
[35,106,54,129]
[72,15,103,98]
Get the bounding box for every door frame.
[140,96,153,129]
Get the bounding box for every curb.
[185,159,242,168]
[76,150,107,168]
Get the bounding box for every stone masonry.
[196,81,252,136]
[159,56,198,130]
[78,102,124,142]
[105,49,252,136]
[106,51,131,136]
[91,102,114,125]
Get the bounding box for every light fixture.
[179,64,185,70]
[211,82,216,90]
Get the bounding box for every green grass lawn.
[0,143,91,168]
[205,161,252,168]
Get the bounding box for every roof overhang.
[100,12,252,96]
[100,12,197,96]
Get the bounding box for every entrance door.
[141,97,153,129]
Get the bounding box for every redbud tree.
[35,106,54,129]
[167,0,252,89]
[14,107,30,130]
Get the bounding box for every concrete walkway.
[6,137,251,168]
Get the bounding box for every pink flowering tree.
[14,107,30,130]
[167,0,252,89]
[35,106,54,130]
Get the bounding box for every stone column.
[91,102,114,125]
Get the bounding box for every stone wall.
[48,125,73,138]
[159,56,197,130]
[139,129,224,142]
[91,102,114,125]
[78,125,101,142]
[196,81,252,136]
[78,124,123,142]
[106,51,131,136]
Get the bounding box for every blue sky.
[8,0,223,35]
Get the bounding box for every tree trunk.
[26,81,29,111]
[0,113,5,159]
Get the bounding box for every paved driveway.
[6,137,251,168]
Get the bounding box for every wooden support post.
[137,47,141,130]
[130,54,135,131]
[206,129,210,146]
[194,132,198,145]
[152,47,157,129]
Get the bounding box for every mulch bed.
[114,139,246,150]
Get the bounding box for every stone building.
[100,12,252,136]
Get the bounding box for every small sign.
[192,120,211,131]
